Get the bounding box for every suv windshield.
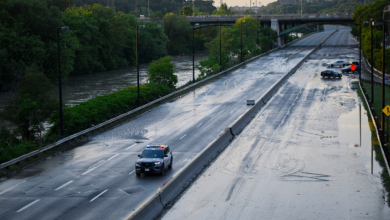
[141,150,163,158]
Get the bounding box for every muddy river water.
[0,52,208,109]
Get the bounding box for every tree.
[163,13,192,55]
[138,22,168,63]
[150,11,164,22]
[180,6,193,16]
[147,56,177,88]
[2,73,58,144]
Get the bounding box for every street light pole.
[359,24,362,81]
[257,19,259,55]
[381,22,386,130]
[136,25,145,107]
[241,20,242,62]
[371,20,374,105]
[136,25,140,107]
[57,26,69,139]
[193,24,196,82]
[219,22,222,70]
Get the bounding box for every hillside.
[261,0,364,14]
[63,0,216,16]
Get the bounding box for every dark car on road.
[341,65,361,73]
[321,70,342,78]
[135,145,172,176]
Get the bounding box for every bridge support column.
[317,24,319,32]
[271,19,284,47]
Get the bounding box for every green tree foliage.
[63,4,136,74]
[138,22,168,63]
[164,13,193,55]
[180,6,194,16]
[197,16,278,77]
[0,0,76,84]
[48,83,173,136]
[213,3,237,15]
[352,0,390,73]
[2,73,58,143]
[73,0,216,16]
[150,11,164,22]
[147,56,178,88]
[262,0,361,14]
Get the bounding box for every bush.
[48,83,173,137]
[0,128,36,163]
[147,56,178,88]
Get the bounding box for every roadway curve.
[160,27,390,219]
[1,27,337,220]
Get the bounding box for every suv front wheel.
[161,163,165,175]
[169,158,173,169]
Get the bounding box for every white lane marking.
[0,180,26,195]
[196,123,203,128]
[82,154,120,175]
[125,143,136,150]
[82,167,98,176]
[210,114,216,118]
[107,154,119,161]
[16,199,40,212]
[90,189,108,202]
[55,181,73,191]
[222,106,226,109]
[179,134,187,140]
[129,170,135,175]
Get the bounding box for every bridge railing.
[185,14,353,22]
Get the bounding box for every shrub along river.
[0,52,208,109]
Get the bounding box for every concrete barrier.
[128,130,234,220]
[129,30,338,220]
[126,194,163,220]
[228,29,337,137]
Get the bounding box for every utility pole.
[301,0,303,15]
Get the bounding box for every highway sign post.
[350,63,356,71]
[382,105,390,142]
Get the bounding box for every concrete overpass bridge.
[139,14,354,46]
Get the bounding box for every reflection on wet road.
[161,26,389,220]
[1,26,382,220]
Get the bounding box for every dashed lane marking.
[90,189,108,202]
[125,143,136,150]
[179,134,187,140]
[107,154,119,161]
[16,199,40,212]
[0,180,26,195]
[55,181,73,191]
[196,123,203,128]
[129,170,135,175]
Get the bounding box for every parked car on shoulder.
[327,60,350,68]
[341,65,361,73]
[321,70,342,78]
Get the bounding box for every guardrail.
[128,29,337,220]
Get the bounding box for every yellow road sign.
[383,105,390,116]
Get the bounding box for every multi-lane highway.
[1,26,380,219]
[160,27,390,219]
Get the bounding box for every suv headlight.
[154,161,161,165]
[136,161,140,166]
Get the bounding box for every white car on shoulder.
[327,60,350,68]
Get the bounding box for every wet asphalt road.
[0,26,356,220]
[161,27,390,219]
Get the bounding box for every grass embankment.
[0,83,173,164]
[355,81,390,206]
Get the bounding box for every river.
[0,52,208,109]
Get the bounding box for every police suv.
[135,145,172,176]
